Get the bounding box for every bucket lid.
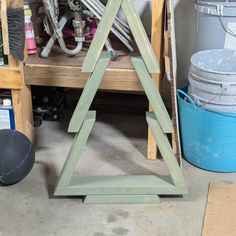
[195,0,236,16]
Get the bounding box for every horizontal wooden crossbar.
[84,194,161,204]
[55,175,188,196]
[0,67,22,89]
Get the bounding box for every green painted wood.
[55,111,96,191]
[54,0,188,203]
[68,54,110,133]
[146,112,187,187]
[121,0,160,73]
[84,194,161,204]
[54,175,188,196]
[82,0,123,72]
[132,57,174,133]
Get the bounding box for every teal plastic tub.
[177,87,236,172]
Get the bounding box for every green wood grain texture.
[55,111,96,190]
[54,0,188,203]
[82,0,123,72]
[55,175,188,196]
[121,0,160,73]
[84,194,161,204]
[68,54,110,133]
[146,112,186,187]
[132,57,174,133]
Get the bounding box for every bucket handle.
[177,89,197,108]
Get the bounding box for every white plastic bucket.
[188,49,236,112]
[195,0,236,51]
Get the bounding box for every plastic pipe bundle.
[81,0,134,52]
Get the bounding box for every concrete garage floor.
[0,111,235,236]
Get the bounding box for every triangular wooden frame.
[54,0,187,204]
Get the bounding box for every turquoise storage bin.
[177,87,236,172]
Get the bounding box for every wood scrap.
[202,183,236,236]
[164,0,182,165]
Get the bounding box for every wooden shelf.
[24,50,143,92]
[1,0,165,150]
[0,66,22,89]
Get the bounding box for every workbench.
[0,0,165,160]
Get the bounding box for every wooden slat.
[132,57,173,133]
[0,67,22,89]
[148,0,165,160]
[55,175,188,196]
[82,0,123,72]
[84,194,160,204]
[1,0,10,55]
[24,51,143,91]
[165,0,182,165]
[202,183,236,236]
[68,54,110,132]
[121,0,160,74]
[24,65,142,91]
[56,111,96,188]
[146,112,185,187]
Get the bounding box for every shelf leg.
[12,85,34,142]
[148,0,165,160]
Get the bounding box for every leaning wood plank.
[68,54,110,133]
[148,0,165,160]
[0,67,22,89]
[146,112,186,187]
[1,0,10,55]
[55,111,96,190]
[82,0,122,72]
[132,57,174,133]
[165,0,182,165]
[7,0,34,141]
[202,183,236,236]
[121,0,160,74]
[84,194,160,204]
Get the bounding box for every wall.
[174,0,196,86]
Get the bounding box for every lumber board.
[202,183,236,236]
[0,67,22,89]
[24,66,142,92]
[56,111,96,188]
[121,0,160,74]
[82,0,123,72]
[68,54,110,132]
[1,0,10,55]
[146,112,185,187]
[132,57,173,133]
[55,175,188,196]
[165,0,182,165]
[84,194,161,204]
[24,52,143,91]
[148,0,165,160]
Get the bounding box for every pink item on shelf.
[86,18,97,41]
[24,5,37,55]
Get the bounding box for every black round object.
[0,129,35,186]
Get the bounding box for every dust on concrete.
[112,227,129,235]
